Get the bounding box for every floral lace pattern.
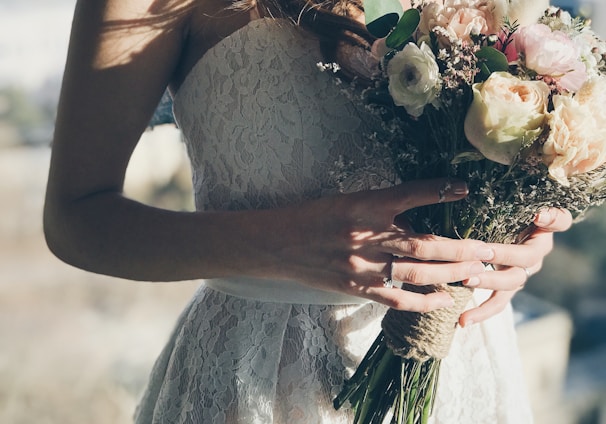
[135,19,533,424]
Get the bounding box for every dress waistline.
[203,277,370,305]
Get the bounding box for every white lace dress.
[134,18,534,424]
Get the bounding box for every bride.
[44,0,571,422]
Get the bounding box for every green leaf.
[386,8,421,49]
[476,46,509,81]
[451,150,485,164]
[364,0,403,38]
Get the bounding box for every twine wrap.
[381,284,474,361]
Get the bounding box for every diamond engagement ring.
[383,258,403,289]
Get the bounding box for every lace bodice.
[173,18,395,304]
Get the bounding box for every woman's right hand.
[254,178,495,312]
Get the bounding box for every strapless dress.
[134,18,534,424]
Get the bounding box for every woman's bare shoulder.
[171,0,258,89]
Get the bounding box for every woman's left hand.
[458,207,573,327]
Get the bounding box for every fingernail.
[450,180,469,195]
[439,180,468,202]
[470,262,486,275]
[536,209,553,226]
[475,246,494,261]
[465,276,480,287]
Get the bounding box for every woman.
[44,0,571,422]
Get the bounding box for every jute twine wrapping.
[381,283,473,362]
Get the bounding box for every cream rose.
[543,77,606,186]
[387,42,441,118]
[464,72,549,165]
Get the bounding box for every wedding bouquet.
[330,1,606,423]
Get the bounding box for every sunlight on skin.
[92,0,193,69]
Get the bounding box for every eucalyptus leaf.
[475,46,509,80]
[364,0,403,38]
[386,8,421,49]
[451,150,486,164]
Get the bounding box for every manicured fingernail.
[439,180,468,202]
[475,246,494,261]
[470,262,486,275]
[536,209,553,226]
[465,276,480,287]
[450,181,469,195]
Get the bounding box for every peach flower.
[419,0,503,46]
[543,77,606,186]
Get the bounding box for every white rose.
[464,72,549,164]
[387,42,441,118]
[543,76,606,185]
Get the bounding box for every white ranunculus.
[464,72,550,165]
[387,42,441,118]
[543,76,606,186]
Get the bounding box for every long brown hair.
[233,0,376,79]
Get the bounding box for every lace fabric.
[135,18,534,424]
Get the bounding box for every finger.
[392,258,487,286]
[382,234,496,263]
[357,286,455,312]
[462,264,540,291]
[534,207,573,232]
[370,178,469,215]
[459,290,515,327]
[486,231,553,269]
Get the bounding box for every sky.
[0,0,76,89]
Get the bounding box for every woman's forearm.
[43,190,292,282]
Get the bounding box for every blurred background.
[1,0,606,423]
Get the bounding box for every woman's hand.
[458,207,573,326]
[261,178,501,313]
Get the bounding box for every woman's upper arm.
[47,0,191,202]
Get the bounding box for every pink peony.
[515,23,588,92]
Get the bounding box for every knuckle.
[335,278,358,294]
[386,298,404,309]
[390,296,415,311]
[401,267,429,285]
[406,238,428,259]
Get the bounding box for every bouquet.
[330,1,606,423]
